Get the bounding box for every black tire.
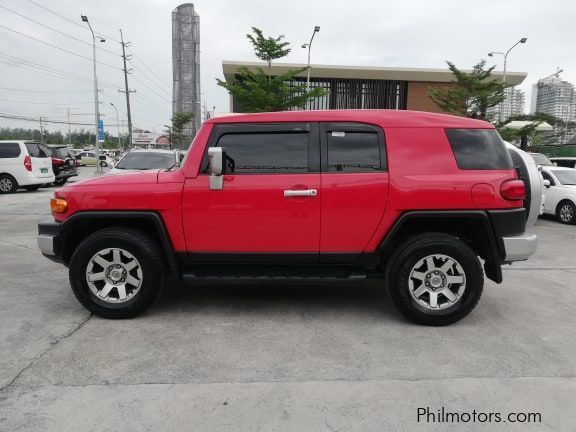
[69,228,165,319]
[24,184,41,191]
[0,174,18,194]
[100,161,108,167]
[388,233,484,326]
[556,200,576,225]
[54,177,68,186]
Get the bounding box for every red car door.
[182,123,321,262]
[319,122,389,261]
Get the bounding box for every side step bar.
[182,271,367,285]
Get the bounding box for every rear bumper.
[20,173,55,186]
[502,232,538,262]
[37,221,63,263]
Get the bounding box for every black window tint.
[50,147,71,159]
[0,143,21,158]
[25,143,49,158]
[327,131,381,172]
[215,132,308,173]
[445,129,513,170]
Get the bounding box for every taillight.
[24,155,32,171]
[500,179,526,201]
[53,158,65,167]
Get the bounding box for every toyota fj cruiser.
[38,110,540,325]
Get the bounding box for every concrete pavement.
[1,168,575,431]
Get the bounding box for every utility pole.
[81,15,104,174]
[39,117,44,143]
[119,29,135,150]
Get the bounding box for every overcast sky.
[0,0,574,136]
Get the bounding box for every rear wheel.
[557,200,576,225]
[69,228,164,318]
[0,174,18,194]
[24,184,41,191]
[388,233,483,326]
[54,177,68,186]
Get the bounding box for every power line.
[0,4,120,58]
[25,0,122,44]
[0,99,93,105]
[0,51,122,89]
[129,50,172,92]
[131,76,172,102]
[0,112,123,127]
[0,24,122,71]
[0,86,93,94]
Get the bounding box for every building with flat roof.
[487,87,526,122]
[532,76,576,122]
[221,61,527,114]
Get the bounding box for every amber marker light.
[50,197,68,213]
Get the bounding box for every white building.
[532,76,576,122]
[487,87,525,121]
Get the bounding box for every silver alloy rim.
[0,178,13,192]
[560,204,574,222]
[86,248,143,304]
[408,254,466,311]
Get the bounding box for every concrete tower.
[172,3,200,148]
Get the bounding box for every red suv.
[37,110,540,325]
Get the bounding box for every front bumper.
[502,232,538,262]
[37,221,63,263]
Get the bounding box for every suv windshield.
[115,152,175,170]
[554,170,576,185]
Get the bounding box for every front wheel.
[557,200,576,225]
[69,228,164,318]
[388,233,484,326]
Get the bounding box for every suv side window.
[204,124,314,174]
[322,122,386,172]
[445,129,513,170]
[0,143,21,158]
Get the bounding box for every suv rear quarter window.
[0,143,21,158]
[445,129,513,170]
[25,143,50,158]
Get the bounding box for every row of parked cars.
[0,140,185,194]
[530,153,576,225]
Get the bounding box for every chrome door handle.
[283,189,317,197]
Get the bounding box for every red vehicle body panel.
[54,110,522,256]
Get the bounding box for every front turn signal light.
[50,198,68,213]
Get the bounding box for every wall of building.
[406,82,453,113]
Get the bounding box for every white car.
[108,149,183,175]
[541,166,576,224]
[0,140,55,194]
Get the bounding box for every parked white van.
[0,141,55,194]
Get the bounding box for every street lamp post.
[110,103,122,150]
[301,26,320,92]
[488,37,527,121]
[81,15,105,174]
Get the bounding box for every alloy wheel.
[408,254,466,310]
[559,204,574,223]
[85,247,143,304]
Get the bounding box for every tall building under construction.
[172,3,200,148]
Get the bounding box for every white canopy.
[503,121,554,131]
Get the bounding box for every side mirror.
[543,179,551,188]
[208,147,225,190]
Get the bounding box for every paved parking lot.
[1,167,576,431]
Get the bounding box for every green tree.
[246,27,290,80]
[428,60,506,120]
[169,112,194,148]
[497,113,561,150]
[217,27,325,112]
